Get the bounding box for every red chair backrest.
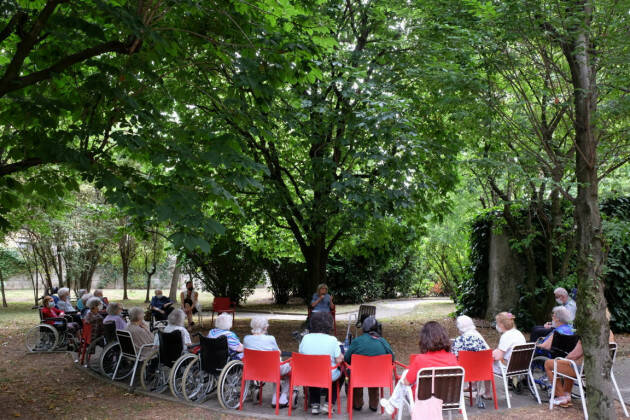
[291,353,332,388]
[458,349,493,382]
[242,349,281,382]
[82,322,93,344]
[349,354,393,388]
[213,297,232,311]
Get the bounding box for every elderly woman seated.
[452,315,490,398]
[154,309,192,351]
[55,288,76,313]
[492,312,526,374]
[75,289,88,311]
[103,302,127,330]
[84,297,105,343]
[537,306,574,356]
[41,295,80,337]
[380,321,458,415]
[208,313,244,360]
[344,316,394,412]
[79,293,93,317]
[299,311,344,415]
[244,316,292,407]
[126,307,156,358]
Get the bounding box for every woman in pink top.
[380,321,458,414]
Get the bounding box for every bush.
[265,258,306,304]
[183,234,264,304]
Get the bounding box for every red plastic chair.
[79,322,92,366]
[307,306,337,336]
[345,354,394,420]
[288,353,340,418]
[458,349,498,409]
[239,349,291,414]
[211,297,235,325]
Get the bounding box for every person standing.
[180,280,199,328]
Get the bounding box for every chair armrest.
[280,358,292,365]
[394,360,408,369]
[45,317,67,323]
[553,357,582,379]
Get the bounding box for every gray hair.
[250,316,269,334]
[554,287,568,297]
[215,313,233,330]
[86,296,102,310]
[81,293,93,304]
[168,309,186,327]
[456,315,476,334]
[552,306,572,324]
[77,289,87,298]
[106,302,123,315]
[154,289,163,295]
[58,287,70,299]
[128,307,145,322]
[93,289,103,297]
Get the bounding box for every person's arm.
[565,340,583,360]
[328,294,335,310]
[334,353,344,364]
[538,332,553,350]
[180,291,185,307]
[311,294,323,308]
[492,348,506,363]
[192,291,199,305]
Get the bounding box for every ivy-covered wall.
[457,197,630,332]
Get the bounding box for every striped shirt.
[208,328,243,359]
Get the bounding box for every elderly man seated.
[530,287,577,343]
[344,316,394,412]
[150,289,174,321]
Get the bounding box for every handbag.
[411,371,443,420]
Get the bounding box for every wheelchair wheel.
[169,353,197,399]
[217,359,247,410]
[140,350,168,393]
[25,324,59,352]
[100,342,133,380]
[528,356,552,402]
[182,357,216,403]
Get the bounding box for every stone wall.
[485,230,523,320]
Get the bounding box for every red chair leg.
[303,386,308,411]
[491,378,498,410]
[348,384,353,418]
[274,381,280,415]
[239,374,246,410]
[328,386,333,419]
[288,382,294,416]
[336,380,340,414]
[469,381,473,407]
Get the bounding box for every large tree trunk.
[303,239,328,301]
[565,1,616,418]
[169,255,181,302]
[121,259,129,300]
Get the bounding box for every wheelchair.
[99,323,134,380]
[181,335,252,409]
[25,307,80,353]
[528,332,580,402]
[139,329,198,399]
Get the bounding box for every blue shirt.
[311,294,332,312]
[150,295,171,309]
[299,333,341,381]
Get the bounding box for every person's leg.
[183,304,193,325]
[352,387,364,410]
[384,370,410,409]
[367,387,379,411]
[309,387,321,406]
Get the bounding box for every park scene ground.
[1,288,630,419]
[2,1,630,419]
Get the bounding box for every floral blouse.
[451,331,489,357]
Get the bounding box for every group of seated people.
[41,284,606,417]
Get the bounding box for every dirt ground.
[1,296,628,420]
